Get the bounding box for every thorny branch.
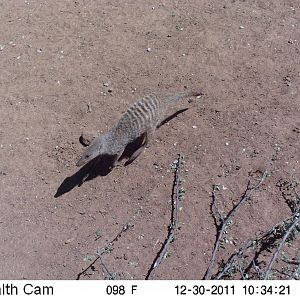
[97,252,117,280]
[204,171,269,279]
[290,263,300,280]
[264,213,300,279]
[227,213,299,279]
[146,154,184,280]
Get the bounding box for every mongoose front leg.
[125,145,146,165]
[111,149,127,168]
[125,130,153,165]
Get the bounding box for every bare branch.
[264,213,300,279]
[204,171,269,279]
[146,154,184,280]
[97,252,117,280]
[290,263,300,280]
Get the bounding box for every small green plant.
[95,229,102,241]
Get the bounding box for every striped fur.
[115,94,161,140]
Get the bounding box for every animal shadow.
[54,137,145,198]
[54,154,117,198]
[157,108,188,128]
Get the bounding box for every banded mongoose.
[76,91,199,168]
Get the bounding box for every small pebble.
[146,47,151,52]
[192,125,197,129]
[138,234,145,240]
[239,25,245,29]
[0,45,5,51]
[64,237,75,244]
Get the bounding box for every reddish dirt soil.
[0,0,299,279]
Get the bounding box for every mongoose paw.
[113,162,123,169]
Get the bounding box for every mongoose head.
[76,136,103,167]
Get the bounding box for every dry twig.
[146,154,184,280]
[264,213,300,279]
[204,171,269,279]
[290,263,300,280]
[217,211,300,279]
[97,252,117,280]
[76,209,141,280]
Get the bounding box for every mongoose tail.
[162,90,201,103]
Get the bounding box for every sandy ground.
[0,0,299,279]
